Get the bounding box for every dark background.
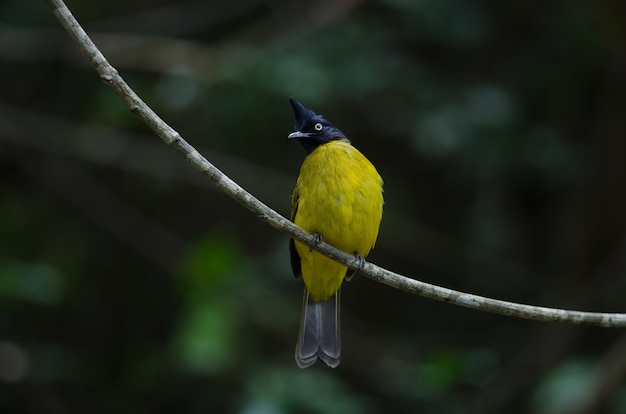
[2,0,626,413]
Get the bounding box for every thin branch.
[46,0,626,327]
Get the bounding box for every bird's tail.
[295,288,341,368]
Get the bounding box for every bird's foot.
[311,233,323,245]
[345,252,366,281]
[308,233,323,252]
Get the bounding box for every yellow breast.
[292,140,384,301]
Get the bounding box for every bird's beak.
[288,131,311,139]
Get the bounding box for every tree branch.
[46,0,626,327]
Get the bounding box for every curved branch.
[46,0,626,328]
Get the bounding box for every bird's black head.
[288,97,348,154]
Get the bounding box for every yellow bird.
[288,98,384,368]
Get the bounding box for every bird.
[287,97,384,368]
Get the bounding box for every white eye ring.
[314,123,323,131]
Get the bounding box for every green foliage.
[413,347,500,399]
[178,232,243,298]
[241,368,376,414]
[171,301,238,374]
[172,233,245,373]
[0,261,66,305]
[532,359,597,414]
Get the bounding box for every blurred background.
[1,0,626,413]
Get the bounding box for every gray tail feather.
[295,289,341,368]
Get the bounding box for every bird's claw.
[312,233,323,245]
[345,252,365,281]
[308,233,323,252]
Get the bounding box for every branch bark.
[46,0,626,328]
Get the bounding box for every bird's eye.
[314,123,323,131]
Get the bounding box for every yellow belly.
[292,140,384,301]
